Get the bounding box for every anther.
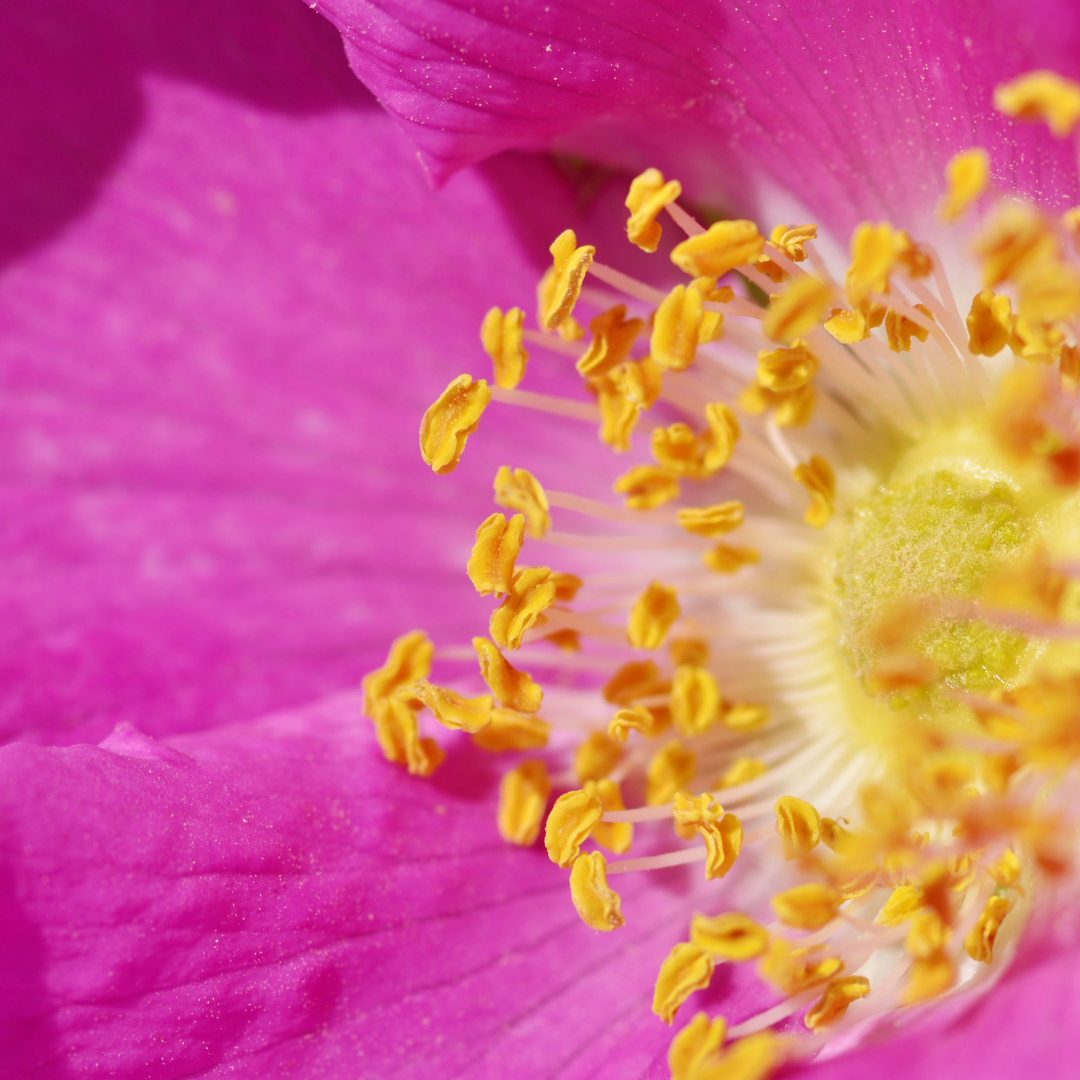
[466,513,525,596]
[498,760,552,845]
[569,851,626,931]
[804,977,870,1030]
[670,220,765,279]
[472,707,550,752]
[494,466,551,538]
[763,275,832,343]
[490,566,558,649]
[757,341,819,392]
[586,778,634,854]
[793,455,835,528]
[419,374,491,474]
[545,788,604,867]
[771,883,842,930]
[994,70,1080,136]
[480,306,529,389]
[938,148,989,223]
[677,502,746,538]
[775,796,822,859]
[690,912,770,961]
[473,636,543,712]
[653,943,715,1025]
[409,679,493,733]
[625,168,682,253]
[614,464,681,510]
[628,581,681,649]
[576,304,644,378]
[361,630,434,716]
[539,229,595,330]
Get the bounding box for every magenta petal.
[324,0,1080,228]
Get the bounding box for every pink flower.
[4,0,1080,1077]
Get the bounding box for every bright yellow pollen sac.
[757,341,819,392]
[615,355,664,409]
[409,679,493,733]
[793,454,835,528]
[671,665,723,736]
[905,908,949,960]
[1017,257,1080,323]
[775,796,822,859]
[591,373,641,453]
[938,147,990,223]
[884,304,933,353]
[965,895,1012,964]
[673,791,722,826]
[876,884,923,927]
[718,757,767,788]
[651,282,714,372]
[704,402,741,471]
[493,465,551,539]
[419,374,491,475]
[628,581,681,649]
[370,696,445,776]
[574,730,623,782]
[480,306,529,389]
[490,566,557,650]
[586,778,634,854]
[652,422,706,477]
[677,501,745,539]
[966,289,1013,356]
[540,229,595,330]
[569,850,625,931]
[845,221,896,309]
[472,707,550,752]
[614,464,681,510]
[668,1012,727,1080]
[702,813,743,879]
[604,659,664,705]
[670,637,709,667]
[804,976,871,1030]
[722,702,768,731]
[671,219,764,279]
[771,883,842,931]
[988,847,1021,887]
[705,1033,784,1080]
[544,788,604,867]
[903,952,955,1006]
[577,304,645,378]
[976,204,1056,287]
[690,912,769,961]
[994,70,1080,137]
[466,512,525,596]
[625,168,682,253]
[759,939,843,995]
[498,759,552,845]
[824,307,872,344]
[763,275,832,343]
[895,230,933,278]
[361,629,434,717]
[608,704,657,742]
[703,543,760,574]
[647,740,697,805]
[473,637,543,713]
[770,222,818,262]
[652,943,715,1025]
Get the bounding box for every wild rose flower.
[5,0,1080,1078]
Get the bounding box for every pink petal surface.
[321,0,1080,230]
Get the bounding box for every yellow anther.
[614,355,663,409]
[804,977,871,1030]
[489,566,557,650]
[756,252,789,284]
[625,168,682,253]
[759,939,842,995]
[671,219,764,279]
[885,304,933,353]
[903,952,955,1005]
[652,943,715,1025]
[409,679,493,733]
[673,791,722,827]
[702,813,743,879]
[608,704,657,742]
[1009,314,1064,363]
[544,788,604,867]
[603,659,665,705]
[757,341,819,392]
[824,307,872,344]
[613,464,681,510]
[771,883,842,931]
[677,501,745,538]
[586,778,634,854]
[370,696,445,776]
[651,280,721,372]
[775,795,822,859]
[793,454,835,528]
[671,665,722,736]
[845,222,896,309]
[480,306,529,389]
[473,637,543,713]
[895,230,933,278]
[967,289,1013,356]
[577,304,645,378]
[988,847,1022,889]
[670,638,709,666]
[558,314,586,342]
[591,372,642,452]
[652,422,707,477]
[905,908,948,960]
[769,223,818,262]
[718,757,767,788]
[722,703,768,731]
[361,630,434,716]
[976,204,1056,287]
[497,759,551,845]
[703,402,741,472]
[466,512,525,596]
[1017,257,1080,323]
[543,628,581,651]
[472,707,550,752]
[668,1012,726,1080]
[539,229,595,330]
[647,740,698,805]
[628,581,681,650]
[995,70,1080,136]
[964,895,1012,965]
[419,373,491,475]
[763,275,832,343]
[876,884,923,927]
[574,730,623,782]
[493,466,551,539]
[569,850,625,931]
[938,148,989,223]
[703,543,760,574]
[690,912,769,960]
[819,817,856,856]
[704,1033,784,1080]
[1061,342,1080,391]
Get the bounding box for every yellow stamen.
[651,279,724,372]
[775,796,822,859]
[591,372,642,452]
[966,289,1013,356]
[545,788,604,867]
[670,637,709,666]
[769,223,818,262]
[550,570,584,603]
[361,629,434,717]
[472,707,550,752]
[466,512,525,596]
[480,306,529,389]
[1061,342,1080,391]
[965,896,1013,964]
[668,1012,726,1080]
[1017,257,1080,323]
[804,977,871,1030]
[587,778,634,854]
[690,912,769,961]
[771,883,842,930]
[895,231,933,277]
[614,355,664,409]
[994,70,1080,137]
[703,544,760,574]
[987,847,1021,888]
[409,679,493,733]
[575,730,623,782]
[876,884,923,927]
[609,704,658,742]
[498,759,552,845]
[628,581,681,649]
[885,304,933,353]
[493,466,551,539]
[569,850,626,931]
[653,422,709,477]
[976,204,1055,287]
[704,1033,784,1080]
[723,703,768,731]
[845,222,896,310]
[419,374,491,475]
[704,403,741,472]
[793,455,835,528]
[763,275,832,343]
[539,229,595,330]
[905,908,948,959]
[677,502,745,538]
[702,813,743,879]
[670,220,765,279]
[824,308,872,344]
[614,464,681,510]
[759,939,842,995]
[647,740,698,804]
[370,696,445,776]
[626,168,682,253]
[717,757,767,788]
[473,636,543,713]
[652,943,715,1025]
[938,148,990,223]
[757,341,819,392]
[902,951,955,1005]
[604,659,665,705]
[490,566,558,649]
[673,791,722,826]
[577,304,645,378]
[671,665,723,736]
